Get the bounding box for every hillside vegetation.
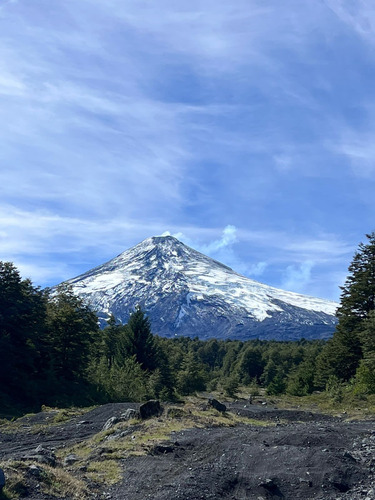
[1,233,375,415]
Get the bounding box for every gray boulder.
[63,454,80,467]
[259,478,278,490]
[102,408,141,431]
[121,408,140,420]
[102,416,120,431]
[23,445,56,466]
[28,465,42,477]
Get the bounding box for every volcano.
[63,235,338,340]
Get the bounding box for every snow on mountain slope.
[64,236,338,340]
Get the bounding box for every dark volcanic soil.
[1,401,374,500]
[0,403,140,461]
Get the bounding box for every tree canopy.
[316,232,375,386]
[0,262,47,403]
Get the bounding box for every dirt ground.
[1,400,374,500]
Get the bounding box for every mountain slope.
[64,235,338,340]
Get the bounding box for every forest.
[1,232,375,415]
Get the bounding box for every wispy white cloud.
[282,261,314,294]
[0,72,25,96]
[247,261,268,277]
[283,236,355,262]
[0,0,348,205]
[0,0,17,14]
[200,225,237,253]
[325,0,375,42]
[330,127,375,178]
[162,226,352,300]
[273,154,294,173]
[162,226,266,277]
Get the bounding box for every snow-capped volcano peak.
[108,235,233,273]
[65,235,338,340]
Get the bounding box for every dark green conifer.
[125,306,158,371]
[46,284,99,382]
[0,261,47,402]
[316,233,375,384]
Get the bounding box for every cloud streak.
[201,225,237,253]
[325,0,375,43]
[282,261,314,294]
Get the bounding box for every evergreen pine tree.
[337,233,375,329]
[0,261,47,403]
[45,284,99,382]
[176,350,206,395]
[237,345,264,384]
[102,314,122,369]
[354,310,375,393]
[125,306,158,371]
[316,232,375,384]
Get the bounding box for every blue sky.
[1,0,375,302]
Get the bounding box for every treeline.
[315,232,375,396]
[0,261,325,411]
[1,232,375,413]
[0,262,100,411]
[0,260,326,409]
[92,325,327,401]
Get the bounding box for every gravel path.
[1,401,374,499]
[107,415,375,499]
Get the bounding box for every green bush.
[326,375,344,403]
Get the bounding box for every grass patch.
[0,459,89,500]
[0,415,39,434]
[0,461,29,500]
[269,391,375,419]
[39,465,89,499]
[86,460,122,485]
[189,407,275,428]
[52,407,95,424]
[219,384,375,420]
[0,406,97,436]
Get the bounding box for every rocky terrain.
[63,235,338,340]
[0,398,374,500]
